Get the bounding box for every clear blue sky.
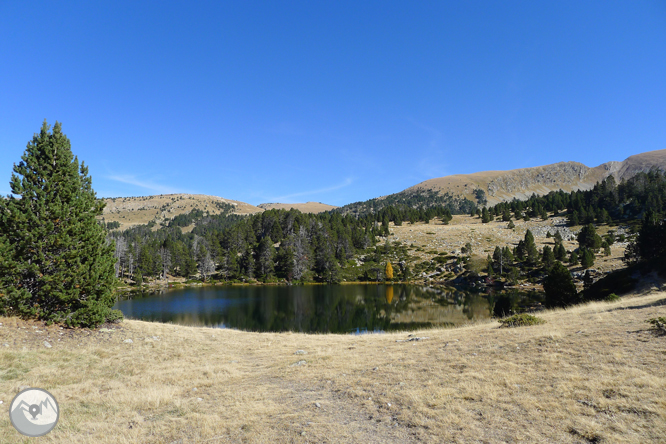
[1,1,665,206]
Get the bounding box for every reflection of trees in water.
[117,285,544,332]
[222,285,394,333]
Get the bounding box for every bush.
[604,293,620,302]
[498,314,546,328]
[647,317,666,332]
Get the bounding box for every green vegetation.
[543,262,579,308]
[582,266,638,301]
[498,313,546,327]
[487,171,666,227]
[604,293,620,302]
[647,317,666,333]
[108,202,434,284]
[0,121,120,327]
[334,189,476,217]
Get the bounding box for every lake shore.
[1,289,665,443]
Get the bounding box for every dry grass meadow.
[1,290,665,443]
[390,215,628,275]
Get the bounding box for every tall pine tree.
[0,121,119,327]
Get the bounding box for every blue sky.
[1,1,665,206]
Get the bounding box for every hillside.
[257,201,338,213]
[406,149,666,206]
[100,194,263,231]
[1,290,664,443]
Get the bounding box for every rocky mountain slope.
[405,149,666,206]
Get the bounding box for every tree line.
[107,204,454,284]
[481,170,666,226]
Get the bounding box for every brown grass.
[391,215,628,276]
[1,290,665,443]
[100,194,263,231]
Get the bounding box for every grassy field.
[1,290,665,443]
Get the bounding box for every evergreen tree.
[568,250,579,265]
[635,208,666,263]
[580,248,595,269]
[401,263,411,281]
[276,245,295,281]
[524,230,539,266]
[554,243,567,261]
[543,262,578,307]
[542,245,555,270]
[540,207,548,220]
[515,240,526,261]
[0,121,119,327]
[578,223,602,251]
[256,236,276,279]
[492,246,503,274]
[481,207,491,223]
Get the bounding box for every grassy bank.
[1,291,665,443]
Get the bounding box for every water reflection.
[114,284,543,333]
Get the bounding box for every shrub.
[498,314,546,328]
[647,317,666,332]
[604,293,620,302]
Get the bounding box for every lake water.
[114,284,543,333]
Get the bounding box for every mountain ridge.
[100,149,666,229]
[405,149,666,206]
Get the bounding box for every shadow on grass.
[609,297,666,312]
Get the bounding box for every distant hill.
[100,194,263,231]
[99,150,666,228]
[404,149,666,206]
[257,202,338,213]
[334,149,666,216]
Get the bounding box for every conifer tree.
[542,245,555,270]
[578,223,602,251]
[580,248,595,269]
[554,243,567,261]
[544,262,578,307]
[0,121,119,327]
[568,250,579,265]
[481,207,491,223]
[524,230,539,266]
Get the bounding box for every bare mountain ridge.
[100,149,666,230]
[101,193,263,230]
[101,194,337,230]
[406,149,666,206]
